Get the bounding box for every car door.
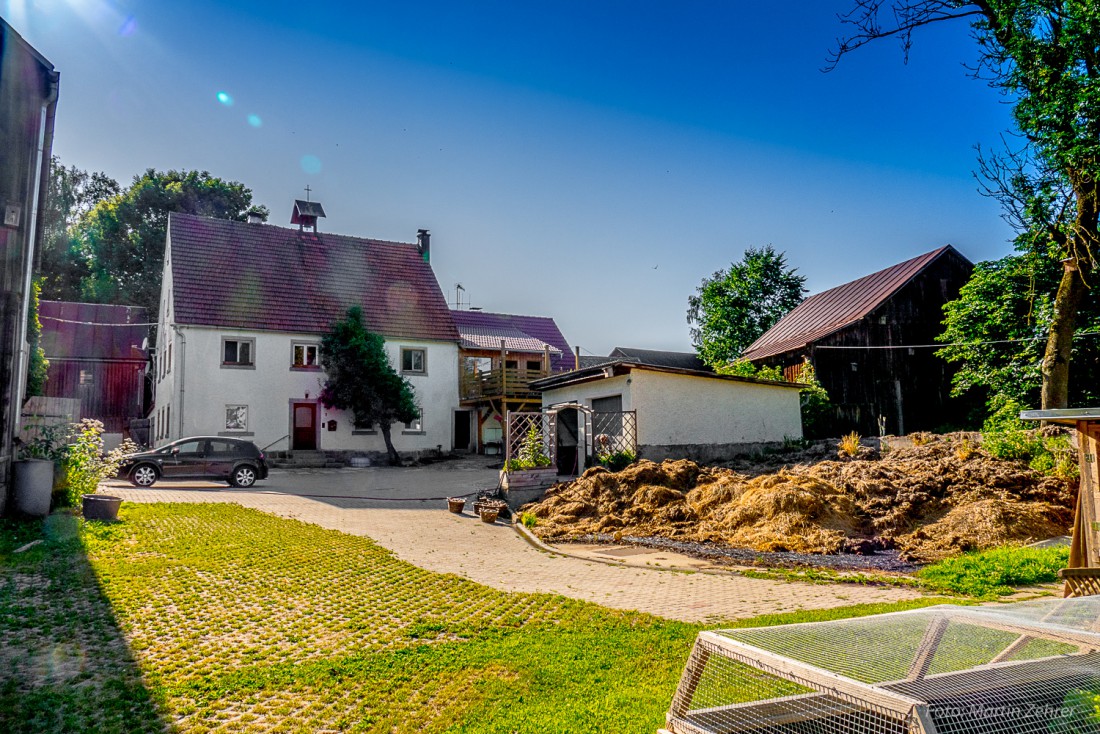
[205,439,238,480]
[162,439,207,478]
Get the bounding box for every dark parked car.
[118,436,269,488]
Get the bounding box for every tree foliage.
[937,249,1100,409]
[38,156,120,302]
[687,245,806,365]
[319,307,418,465]
[25,279,49,399]
[65,168,267,313]
[832,1,1100,409]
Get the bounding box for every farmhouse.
[152,204,460,457]
[742,245,973,436]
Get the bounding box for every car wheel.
[130,463,158,487]
[231,465,257,488]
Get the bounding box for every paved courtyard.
[101,458,924,623]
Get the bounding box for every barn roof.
[168,213,459,342]
[451,310,573,372]
[742,246,967,361]
[39,301,149,361]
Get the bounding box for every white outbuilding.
[532,348,802,466]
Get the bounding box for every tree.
[38,156,120,301]
[319,307,419,465]
[687,245,806,365]
[831,1,1100,409]
[71,169,268,313]
[937,250,1100,409]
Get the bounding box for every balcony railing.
[460,367,548,402]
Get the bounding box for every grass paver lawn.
[1,503,946,733]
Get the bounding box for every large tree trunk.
[1041,177,1099,409]
[1041,266,1087,409]
[380,424,400,466]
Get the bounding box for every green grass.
[1,504,946,733]
[917,544,1070,598]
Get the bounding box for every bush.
[980,395,1079,480]
[917,545,1069,598]
[838,432,861,457]
[597,450,637,472]
[58,420,134,507]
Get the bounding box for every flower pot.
[447,497,466,513]
[82,494,122,521]
[13,459,54,517]
[479,507,500,523]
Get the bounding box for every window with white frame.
[225,405,248,432]
[401,347,426,374]
[402,408,423,433]
[291,343,320,369]
[222,338,255,367]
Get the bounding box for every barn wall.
[43,359,146,433]
[760,250,973,436]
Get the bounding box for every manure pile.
[522,438,1075,562]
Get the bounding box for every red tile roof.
[451,310,574,371]
[168,213,459,342]
[39,301,149,361]
[742,246,964,361]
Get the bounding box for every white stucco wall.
[540,367,802,459]
[628,370,801,445]
[158,325,459,453]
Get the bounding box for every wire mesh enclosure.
[663,598,1100,734]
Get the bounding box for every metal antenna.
[304,184,312,202]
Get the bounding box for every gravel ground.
[552,533,922,573]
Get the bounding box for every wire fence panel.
[504,411,554,469]
[665,597,1100,734]
[592,410,637,460]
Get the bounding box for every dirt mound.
[523,436,1075,561]
[896,499,1073,562]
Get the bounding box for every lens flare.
[216,91,234,106]
[247,114,262,128]
[118,16,137,37]
[300,155,322,174]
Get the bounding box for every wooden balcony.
[461,367,548,403]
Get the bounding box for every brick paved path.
[101,461,923,623]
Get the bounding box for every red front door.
[292,402,317,450]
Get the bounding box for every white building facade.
[152,209,462,457]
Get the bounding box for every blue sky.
[8,0,1017,355]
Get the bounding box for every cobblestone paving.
[101,460,924,623]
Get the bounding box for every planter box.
[500,468,558,510]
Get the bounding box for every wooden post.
[574,345,580,371]
[543,344,551,376]
[1071,420,1100,573]
[500,340,507,400]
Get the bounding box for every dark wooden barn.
[39,301,150,435]
[742,246,974,437]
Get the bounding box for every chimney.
[417,229,431,263]
[247,212,264,225]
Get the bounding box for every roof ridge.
[170,211,418,248]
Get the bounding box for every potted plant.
[477,498,507,524]
[12,419,68,517]
[63,420,134,521]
